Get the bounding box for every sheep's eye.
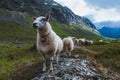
[40,18,46,22]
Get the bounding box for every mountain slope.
[0,0,96,28]
[0,0,103,40]
[99,27,120,38]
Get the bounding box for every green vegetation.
[51,22,103,39]
[89,42,120,72]
[0,21,36,41]
[74,41,120,73]
[0,42,39,80]
[51,21,75,38]
[0,9,7,15]
[0,20,102,42]
[70,24,103,39]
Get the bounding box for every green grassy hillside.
[0,21,36,41]
[0,20,103,42]
[0,9,104,40]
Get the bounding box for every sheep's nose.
[33,23,37,28]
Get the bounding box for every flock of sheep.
[63,37,93,56]
[32,14,93,71]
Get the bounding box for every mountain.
[0,0,97,29]
[98,27,120,38]
[95,21,120,29]
[0,0,102,40]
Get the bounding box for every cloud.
[95,21,120,29]
[85,0,120,9]
[54,0,120,23]
[92,8,120,22]
[54,0,95,16]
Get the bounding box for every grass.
[51,21,75,38]
[0,42,39,80]
[50,22,103,39]
[91,42,120,72]
[0,20,103,42]
[70,25,104,39]
[0,9,8,15]
[74,41,120,73]
[0,21,36,41]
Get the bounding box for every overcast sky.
[54,0,120,24]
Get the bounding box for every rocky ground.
[32,57,120,80]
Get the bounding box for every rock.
[74,54,79,58]
[32,57,119,80]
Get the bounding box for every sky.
[54,0,120,28]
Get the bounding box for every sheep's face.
[79,40,84,45]
[33,17,46,29]
[79,39,85,44]
[32,14,50,29]
[72,37,78,45]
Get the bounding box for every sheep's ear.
[45,14,51,21]
[32,17,36,21]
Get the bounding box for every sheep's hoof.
[48,69,53,73]
[42,68,46,72]
[56,61,59,64]
[69,53,71,57]
[50,67,53,71]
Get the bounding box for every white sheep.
[63,36,78,56]
[79,38,86,45]
[84,40,93,45]
[32,14,63,71]
[105,41,110,44]
[99,39,103,42]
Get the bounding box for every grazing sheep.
[105,41,110,44]
[63,37,78,56]
[79,38,86,45]
[99,39,103,42]
[32,14,63,71]
[84,40,93,45]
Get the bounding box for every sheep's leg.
[42,56,46,71]
[54,50,60,64]
[69,52,71,56]
[56,54,60,64]
[50,57,54,71]
[49,51,59,71]
[62,52,67,57]
[38,51,46,71]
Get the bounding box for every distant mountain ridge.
[95,21,120,29]
[98,27,120,38]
